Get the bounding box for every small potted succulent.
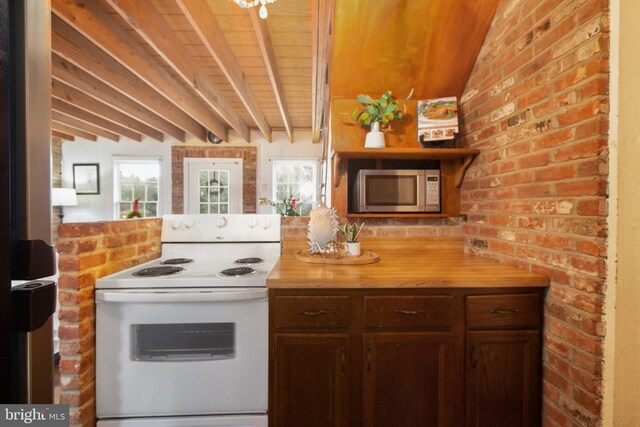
[338,221,364,257]
[352,89,413,148]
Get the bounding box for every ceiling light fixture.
[230,0,276,19]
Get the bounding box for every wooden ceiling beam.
[177,0,272,142]
[52,111,120,142]
[248,7,293,142]
[311,0,333,143]
[51,0,228,141]
[51,54,183,142]
[52,97,143,142]
[52,130,75,141]
[51,16,191,142]
[104,0,250,142]
[51,122,97,142]
[51,78,163,142]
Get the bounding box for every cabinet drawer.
[364,296,454,328]
[466,294,541,328]
[275,296,350,329]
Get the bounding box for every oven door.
[95,288,268,419]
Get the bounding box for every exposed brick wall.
[51,137,62,245]
[281,216,461,241]
[56,219,162,426]
[459,0,609,425]
[171,146,257,214]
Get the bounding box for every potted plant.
[338,221,364,257]
[352,89,413,148]
[269,195,300,217]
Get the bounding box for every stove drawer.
[275,296,350,329]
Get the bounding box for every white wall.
[60,130,324,222]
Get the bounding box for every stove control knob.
[215,217,228,228]
[261,218,272,230]
[184,219,196,229]
[247,218,258,228]
[171,220,183,230]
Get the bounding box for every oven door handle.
[95,289,268,303]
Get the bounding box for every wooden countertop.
[267,239,549,289]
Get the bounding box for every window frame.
[112,157,162,220]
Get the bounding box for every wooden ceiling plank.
[249,7,293,142]
[51,0,228,141]
[51,122,97,141]
[52,130,75,141]
[51,16,193,141]
[52,110,120,141]
[311,0,333,143]
[52,96,143,142]
[177,0,272,142]
[52,54,186,142]
[51,78,164,142]
[103,0,250,141]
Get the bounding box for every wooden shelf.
[346,213,450,219]
[332,147,479,188]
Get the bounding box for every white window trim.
[112,156,163,220]
[270,157,321,214]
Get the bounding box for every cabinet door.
[272,334,349,427]
[467,330,541,427]
[363,332,457,427]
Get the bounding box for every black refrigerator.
[1,0,57,404]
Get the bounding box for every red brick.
[555,138,604,162]
[556,99,604,127]
[555,179,607,196]
[535,164,577,182]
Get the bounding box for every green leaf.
[357,94,374,105]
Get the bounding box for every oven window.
[365,175,418,206]
[131,323,235,361]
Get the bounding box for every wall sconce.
[51,188,78,223]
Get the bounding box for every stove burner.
[133,266,185,277]
[219,267,257,277]
[161,258,194,265]
[234,257,264,265]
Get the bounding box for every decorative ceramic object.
[364,121,385,149]
[344,242,361,257]
[307,205,339,254]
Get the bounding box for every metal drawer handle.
[297,309,328,316]
[395,309,425,316]
[490,308,520,315]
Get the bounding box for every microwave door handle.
[95,289,268,303]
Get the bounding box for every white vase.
[364,121,385,149]
[344,242,361,257]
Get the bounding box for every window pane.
[119,203,131,218]
[220,204,228,214]
[199,204,208,214]
[209,188,219,203]
[120,185,133,202]
[219,188,228,203]
[199,171,208,186]
[133,183,145,200]
[272,160,318,215]
[147,184,158,202]
[219,170,229,186]
[145,203,157,217]
[210,204,219,214]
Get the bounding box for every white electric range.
[95,214,281,427]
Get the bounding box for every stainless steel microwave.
[354,169,440,213]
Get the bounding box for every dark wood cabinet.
[363,332,457,427]
[271,333,350,427]
[269,288,544,427]
[466,330,540,427]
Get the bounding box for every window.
[271,159,318,216]
[114,158,161,219]
[198,169,230,214]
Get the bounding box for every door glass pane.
[199,203,208,214]
[131,323,235,361]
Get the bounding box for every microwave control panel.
[425,173,440,212]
